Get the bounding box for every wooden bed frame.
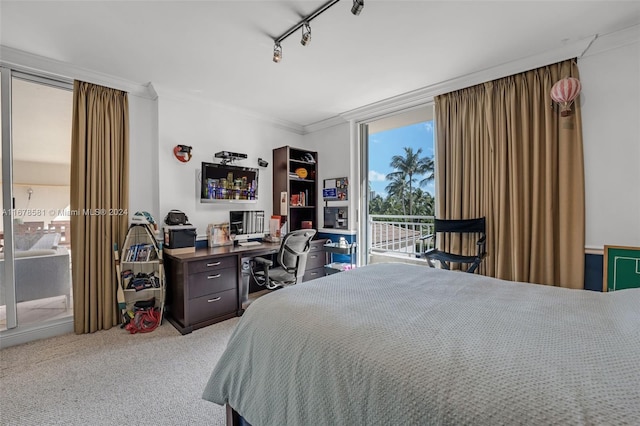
[226,404,242,426]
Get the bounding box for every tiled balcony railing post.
[368,215,435,257]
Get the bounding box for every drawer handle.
[206,261,222,267]
[310,255,318,259]
[207,297,221,303]
[207,274,222,279]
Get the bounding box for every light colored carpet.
[0,318,239,425]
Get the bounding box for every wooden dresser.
[165,251,243,335]
[303,239,328,282]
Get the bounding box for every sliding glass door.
[0,68,73,339]
[360,105,436,265]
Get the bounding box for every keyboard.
[238,241,261,247]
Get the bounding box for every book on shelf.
[125,243,155,262]
[137,245,147,262]
[256,211,265,233]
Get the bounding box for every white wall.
[300,122,351,230]
[156,95,303,238]
[303,28,640,251]
[11,183,69,227]
[579,35,640,249]
[129,94,160,223]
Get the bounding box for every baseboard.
[0,317,73,349]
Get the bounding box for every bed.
[202,262,640,425]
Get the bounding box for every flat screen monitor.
[230,210,265,239]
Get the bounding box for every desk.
[164,241,281,334]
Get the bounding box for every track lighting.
[273,42,282,63]
[301,22,311,46]
[351,0,364,16]
[272,0,363,63]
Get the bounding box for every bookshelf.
[119,224,165,323]
[272,146,318,232]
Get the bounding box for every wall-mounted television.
[201,162,259,203]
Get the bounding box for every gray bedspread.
[202,263,640,425]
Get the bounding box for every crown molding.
[303,115,348,134]
[580,24,639,58]
[144,82,159,100]
[0,45,155,99]
[154,85,305,135]
[0,45,152,98]
[0,45,304,134]
[305,25,638,134]
[337,35,596,125]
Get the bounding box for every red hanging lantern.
[550,77,581,117]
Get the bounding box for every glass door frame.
[356,104,436,267]
[0,65,74,342]
[1,66,18,329]
[357,121,369,266]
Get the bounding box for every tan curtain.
[71,81,129,333]
[434,59,584,288]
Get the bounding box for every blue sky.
[368,121,435,197]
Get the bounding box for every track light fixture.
[273,42,282,63]
[351,0,364,16]
[301,22,311,46]
[272,0,364,63]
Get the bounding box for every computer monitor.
[229,210,266,241]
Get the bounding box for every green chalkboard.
[603,245,640,292]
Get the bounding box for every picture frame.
[207,222,232,247]
[603,245,640,292]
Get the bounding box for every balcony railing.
[368,215,435,257]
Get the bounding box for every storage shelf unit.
[273,146,318,232]
[324,242,357,275]
[120,224,165,322]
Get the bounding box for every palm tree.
[388,147,433,215]
[410,188,435,216]
[418,156,435,187]
[368,194,385,215]
[384,173,408,215]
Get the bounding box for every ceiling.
[1,1,640,128]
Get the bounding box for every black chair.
[420,218,487,273]
[251,229,317,290]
